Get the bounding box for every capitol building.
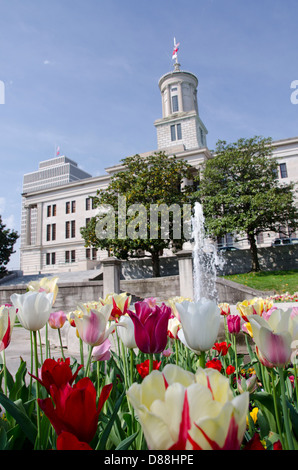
[20,59,298,276]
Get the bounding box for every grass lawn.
[223,270,298,295]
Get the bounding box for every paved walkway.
[2,302,297,378]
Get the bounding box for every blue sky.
[0,0,297,269]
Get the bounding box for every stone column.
[101,257,121,298]
[176,250,194,299]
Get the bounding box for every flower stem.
[57,328,65,360]
[270,369,285,449]
[199,351,205,368]
[278,367,295,450]
[149,354,154,374]
[32,330,41,450]
[2,350,7,396]
[85,346,93,377]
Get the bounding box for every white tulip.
[118,315,137,349]
[10,291,54,331]
[175,298,221,352]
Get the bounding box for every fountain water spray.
[192,202,225,302]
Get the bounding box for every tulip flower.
[30,357,83,394]
[249,308,295,367]
[73,303,115,348]
[118,315,137,349]
[206,358,222,372]
[237,375,257,394]
[0,304,17,351]
[212,341,231,356]
[227,314,241,334]
[136,359,161,378]
[127,364,249,450]
[56,431,93,450]
[218,302,230,316]
[10,291,54,331]
[167,296,192,321]
[48,310,67,329]
[92,338,112,361]
[38,377,113,443]
[99,292,131,320]
[27,276,59,304]
[175,299,221,353]
[236,297,273,322]
[128,301,171,354]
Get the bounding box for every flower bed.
[0,278,297,451]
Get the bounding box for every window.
[65,221,70,239]
[86,198,91,210]
[86,217,90,226]
[170,124,182,141]
[176,123,182,140]
[66,201,70,214]
[51,223,56,241]
[66,220,75,238]
[47,205,51,217]
[71,200,76,213]
[71,220,76,238]
[46,253,56,265]
[171,125,176,141]
[279,163,288,178]
[172,95,179,113]
[65,250,76,263]
[52,204,56,216]
[46,224,51,241]
[86,248,91,260]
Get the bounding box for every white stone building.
[20,61,298,275]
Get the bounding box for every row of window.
[46,218,92,241]
[46,197,95,217]
[45,248,98,265]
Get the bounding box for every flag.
[172,38,180,60]
[56,146,60,156]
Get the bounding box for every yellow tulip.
[27,276,59,304]
[127,364,249,450]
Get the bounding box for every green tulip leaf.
[0,392,37,444]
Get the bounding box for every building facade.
[20,62,298,275]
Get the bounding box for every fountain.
[191,202,225,302]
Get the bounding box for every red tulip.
[38,377,112,443]
[136,359,161,379]
[128,301,171,354]
[205,358,222,372]
[212,341,231,356]
[56,431,93,450]
[29,357,83,394]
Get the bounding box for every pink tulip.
[92,338,112,361]
[128,301,171,354]
[48,310,67,329]
[227,314,241,334]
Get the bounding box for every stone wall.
[218,244,297,275]
[0,281,103,313]
[120,275,180,302]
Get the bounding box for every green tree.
[197,136,298,272]
[0,216,19,278]
[80,152,194,277]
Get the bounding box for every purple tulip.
[227,314,241,334]
[128,301,171,354]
